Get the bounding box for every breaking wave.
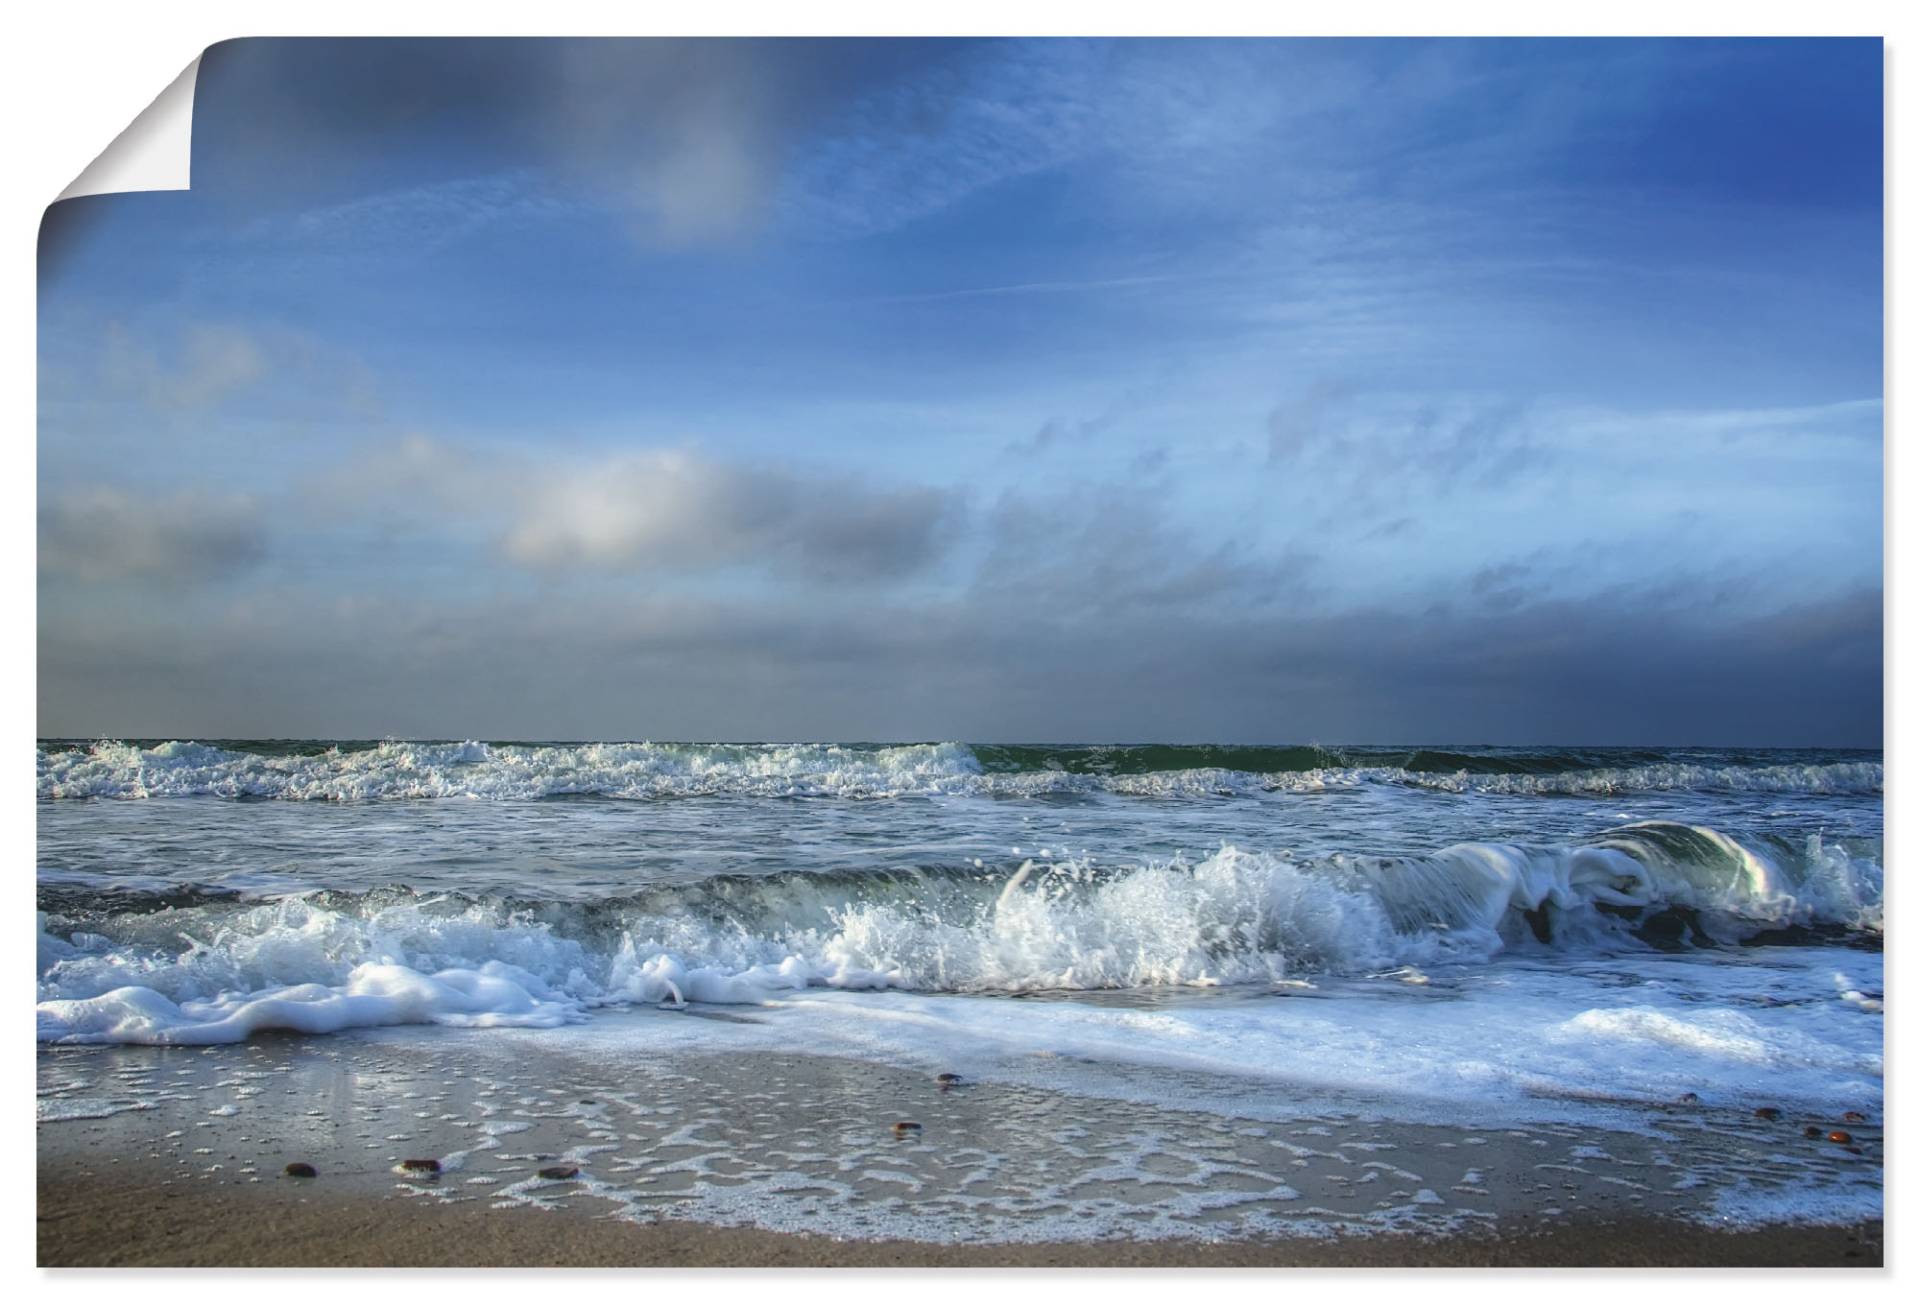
[35,739,1884,801]
[36,821,1881,1045]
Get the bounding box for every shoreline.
[36,1024,1884,1268]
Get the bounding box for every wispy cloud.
[1267,386,1544,506]
[974,482,1320,620]
[255,170,579,258]
[100,324,267,411]
[868,275,1182,306]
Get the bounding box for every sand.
[36,1168,1883,1267]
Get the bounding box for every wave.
[35,739,1884,801]
[36,822,1882,1045]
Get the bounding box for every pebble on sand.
[936,1073,962,1086]
[1804,1126,1824,1139]
[537,1165,580,1180]
[1842,1111,1867,1123]
[397,1158,441,1174]
[1827,1130,1854,1145]
[1676,1092,1699,1104]
[1753,1107,1781,1121]
[282,1162,317,1178]
[891,1121,923,1137]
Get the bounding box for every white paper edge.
[54,55,201,203]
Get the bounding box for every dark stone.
[538,1165,580,1180]
[1754,1107,1781,1120]
[936,1073,962,1086]
[1804,1126,1824,1138]
[1676,1092,1699,1104]
[398,1158,441,1174]
[1842,1111,1867,1123]
[1520,905,1552,944]
[283,1162,317,1178]
[891,1120,923,1137]
[1629,905,1703,950]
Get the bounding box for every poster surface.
[35,37,1884,1269]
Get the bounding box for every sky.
[37,37,1883,744]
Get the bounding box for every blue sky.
[37,38,1883,742]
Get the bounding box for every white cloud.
[320,436,962,582]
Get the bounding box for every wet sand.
[36,1021,1884,1268]
[36,1168,1882,1267]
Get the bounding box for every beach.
[37,1010,1884,1267]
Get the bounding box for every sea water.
[36,739,1883,1228]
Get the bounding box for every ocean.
[35,739,1884,1241]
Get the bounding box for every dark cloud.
[35,577,1882,746]
[37,441,1881,744]
[38,487,265,584]
[192,38,960,245]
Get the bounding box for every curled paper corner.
[55,55,201,203]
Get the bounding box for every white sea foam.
[1559,1007,1882,1076]
[36,825,1882,1048]
[36,961,581,1045]
[474,940,1886,1126]
[35,1096,156,1123]
[36,739,1883,801]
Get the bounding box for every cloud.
[1007,415,1098,457]
[35,573,1882,746]
[259,171,578,259]
[502,452,958,580]
[195,38,949,248]
[39,486,266,584]
[541,41,804,245]
[1268,386,1541,496]
[1467,561,1532,612]
[1004,384,1164,458]
[317,436,964,583]
[971,483,1320,622]
[101,324,266,410]
[778,40,1109,239]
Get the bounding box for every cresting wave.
[36,739,1884,801]
[36,822,1881,1045]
